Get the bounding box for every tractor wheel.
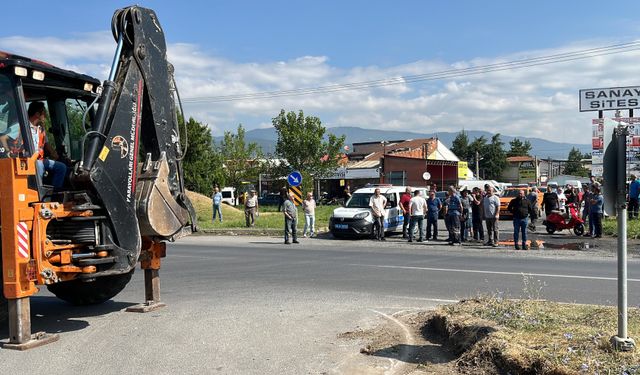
[545,223,556,234]
[573,223,585,236]
[47,270,134,306]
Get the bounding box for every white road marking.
[369,309,416,375]
[350,264,640,282]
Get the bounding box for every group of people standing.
[396,185,503,247]
[541,182,604,238]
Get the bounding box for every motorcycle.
[542,203,585,236]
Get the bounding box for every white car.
[329,185,426,238]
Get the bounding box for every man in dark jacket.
[542,184,559,216]
[507,189,534,250]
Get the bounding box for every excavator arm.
[76,6,196,259]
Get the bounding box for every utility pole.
[475,150,480,179]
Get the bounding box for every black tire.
[573,223,585,236]
[545,224,556,234]
[47,270,134,306]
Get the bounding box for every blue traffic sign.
[287,171,303,187]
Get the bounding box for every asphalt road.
[1,233,638,374]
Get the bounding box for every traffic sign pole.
[611,124,636,352]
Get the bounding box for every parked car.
[330,185,424,238]
[499,187,530,219]
[258,193,281,206]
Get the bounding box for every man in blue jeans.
[211,186,223,222]
[507,189,534,250]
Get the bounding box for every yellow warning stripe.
[289,186,303,206]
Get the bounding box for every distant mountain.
[214,126,590,160]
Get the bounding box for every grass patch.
[186,190,337,230]
[435,297,640,374]
[603,216,640,238]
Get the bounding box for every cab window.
[0,75,24,158]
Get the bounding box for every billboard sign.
[580,86,640,112]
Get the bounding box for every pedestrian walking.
[211,186,223,223]
[471,187,485,242]
[507,189,534,250]
[244,189,259,227]
[408,190,427,242]
[400,186,412,238]
[283,192,299,244]
[527,187,539,231]
[483,186,500,247]
[590,186,604,238]
[369,188,387,241]
[302,192,316,237]
[445,186,462,245]
[426,190,442,240]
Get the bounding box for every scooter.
[542,203,585,235]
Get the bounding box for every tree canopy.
[563,147,589,177]
[272,109,345,192]
[217,124,264,194]
[507,138,532,157]
[181,117,223,195]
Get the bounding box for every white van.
[458,180,503,195]
[329,185,427,238]
[220,187,236,205]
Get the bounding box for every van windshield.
[345,193,393,208]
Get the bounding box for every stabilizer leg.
[2,297,58,350]
[126,241,166,313]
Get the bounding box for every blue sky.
[3,1,640,147]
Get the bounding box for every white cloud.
[2,32,637,145]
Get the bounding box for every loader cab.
[0,51,101,197]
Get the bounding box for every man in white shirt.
[482,186,500,247]
[408,190,428,242]
[369,188,387,241]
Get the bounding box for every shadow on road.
[0,296,136,337]
[369,343,455,364]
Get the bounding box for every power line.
[181,41,640,103]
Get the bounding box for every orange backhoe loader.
[0,6,196,350]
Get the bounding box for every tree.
[506,138,532,157]
[181,117,223,195]
[217,124,264,196]
[482,134,507,180]
[272,109,345,194]
[450,131,470,161]
[563,147,589,177]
